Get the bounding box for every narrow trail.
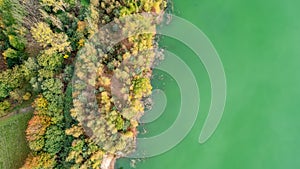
[0,106,33,121]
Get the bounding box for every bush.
[9,88,24,102]
[2,47,18,59]
[0,100,11,117]
[0,83,9,100]
[23,92,32,101]
[8,34,25,50]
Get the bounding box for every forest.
[0,0,167,168]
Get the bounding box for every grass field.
[0,111,33,169]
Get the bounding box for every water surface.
[117,0,300,168]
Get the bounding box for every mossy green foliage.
[0,111,33,169]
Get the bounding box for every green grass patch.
[0,111,33,169]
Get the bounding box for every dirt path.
[0,106,33,121]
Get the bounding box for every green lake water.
[117,0,300,168]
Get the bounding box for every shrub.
[23,92,32,101]
[0,100,11,117]
[8,34,25,50]
[0,83,9,100]
[9,89,23,102]
[2,47,18,59]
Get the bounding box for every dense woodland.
[0,0,167,168]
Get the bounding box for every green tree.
[41,78,63,95]
[44,125,65,155]
[37,53,63,71]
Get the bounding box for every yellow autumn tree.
[21,153,56,169]
[132,77,152,99]
[65,125,84,138]
[31,22,71,54]
[40,0,68,12]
